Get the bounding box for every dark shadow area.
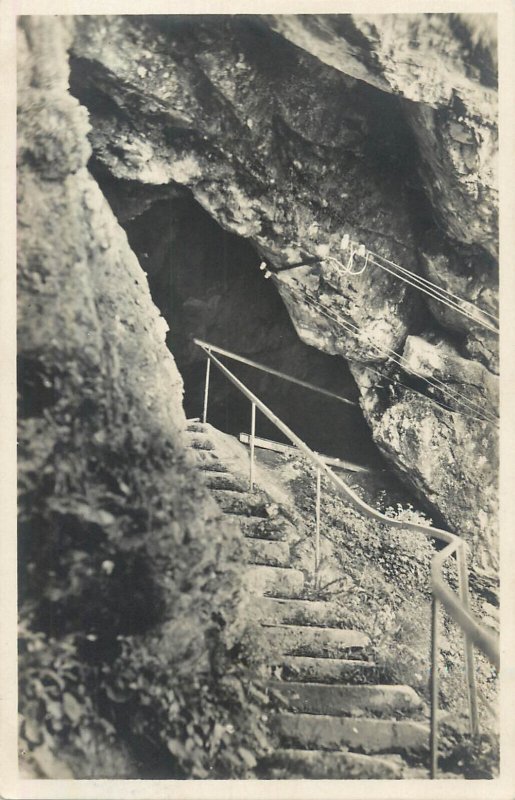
[89,165,385,466]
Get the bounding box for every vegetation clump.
[18,352,272,778]
[282,452,498,772]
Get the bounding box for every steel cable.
[367,256,499,334]
[316,200,499,327]
[284,279,498,425]
[367,248,499,324]
[288,234,498,333]
[300,286,498,424]
[321,251,498,334]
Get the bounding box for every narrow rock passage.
[185,420,433,779]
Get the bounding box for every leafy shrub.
[369,598,432,697]
[101,622,273,778]
[18,621,131,778]
[282,451,498,750]
[18,337,272,777]
[439,716,499,778]
[287,455,434,596]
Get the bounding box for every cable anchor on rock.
[343,243,369,276]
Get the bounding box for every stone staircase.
[185,420,431,779]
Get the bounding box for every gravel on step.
[260,748,404,779]
[247,564,305,598]
[252,596,350,628]
[262,623,369,658]
[267,680,425,717]
[276,655,380,684]
[245,539,291,568]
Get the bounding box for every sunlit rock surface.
[402,335,498,415]
[351,360,498,579]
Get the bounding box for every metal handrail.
[194,338,500,778]
[195,338,357,407]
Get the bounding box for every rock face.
[67,14,499,580]
[70,15,424,358]
[351,362,498,577]
[268,13,498,258]
[17,11,501,780]
[18,16,268,779]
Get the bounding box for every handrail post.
[315,467,321,587]
[202,355,211,424]
[430,595,440,779]
[457,543,479,735]
[249,402,256,491]
[192,340,500,691]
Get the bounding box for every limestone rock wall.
[68,14,499,580]
[17,12,501,778]
[18,16,260,778]
[268,13,499,257]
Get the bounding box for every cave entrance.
[94,172,384,467]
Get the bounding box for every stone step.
[232,515,294,541]
[246,565,305,598]
[252,596,348,628]
[245,539,291,568]
[262,624,369,658]
[268,680,425,717]
[260,748,404,779]
[212,490,270,517]
[197,459,229,473]
[188,449,222,468]
[274,712,429,757]
[186,421,207,434]
[186,436,214,451]
[277,655,381,684]
[205,472,248,492]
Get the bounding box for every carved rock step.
[231,515,295,541]
[186,421,208,434]
[263,623,369,658]
[277,655,380,684]
[274,712,429,757]
[260,748,404,779]
[184,426,219,451]
[186,436,214,451]
[268,680,424,717]
[251,596,351,628]
[247,565,305,598]
[195,455,229,473]
[205,472,248,492]
[211,490,271,517]
[245,539,291,568]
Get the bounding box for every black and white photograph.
[3,3,515,795]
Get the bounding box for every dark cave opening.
[91,165,384,467]
[66,11,490,470]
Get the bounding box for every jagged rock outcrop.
[17,15,268,779]
[267,13,498,258]
[351,361,498,577]
[402,335,498,415]
[67,14,498,580]
[70,14,423,359]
